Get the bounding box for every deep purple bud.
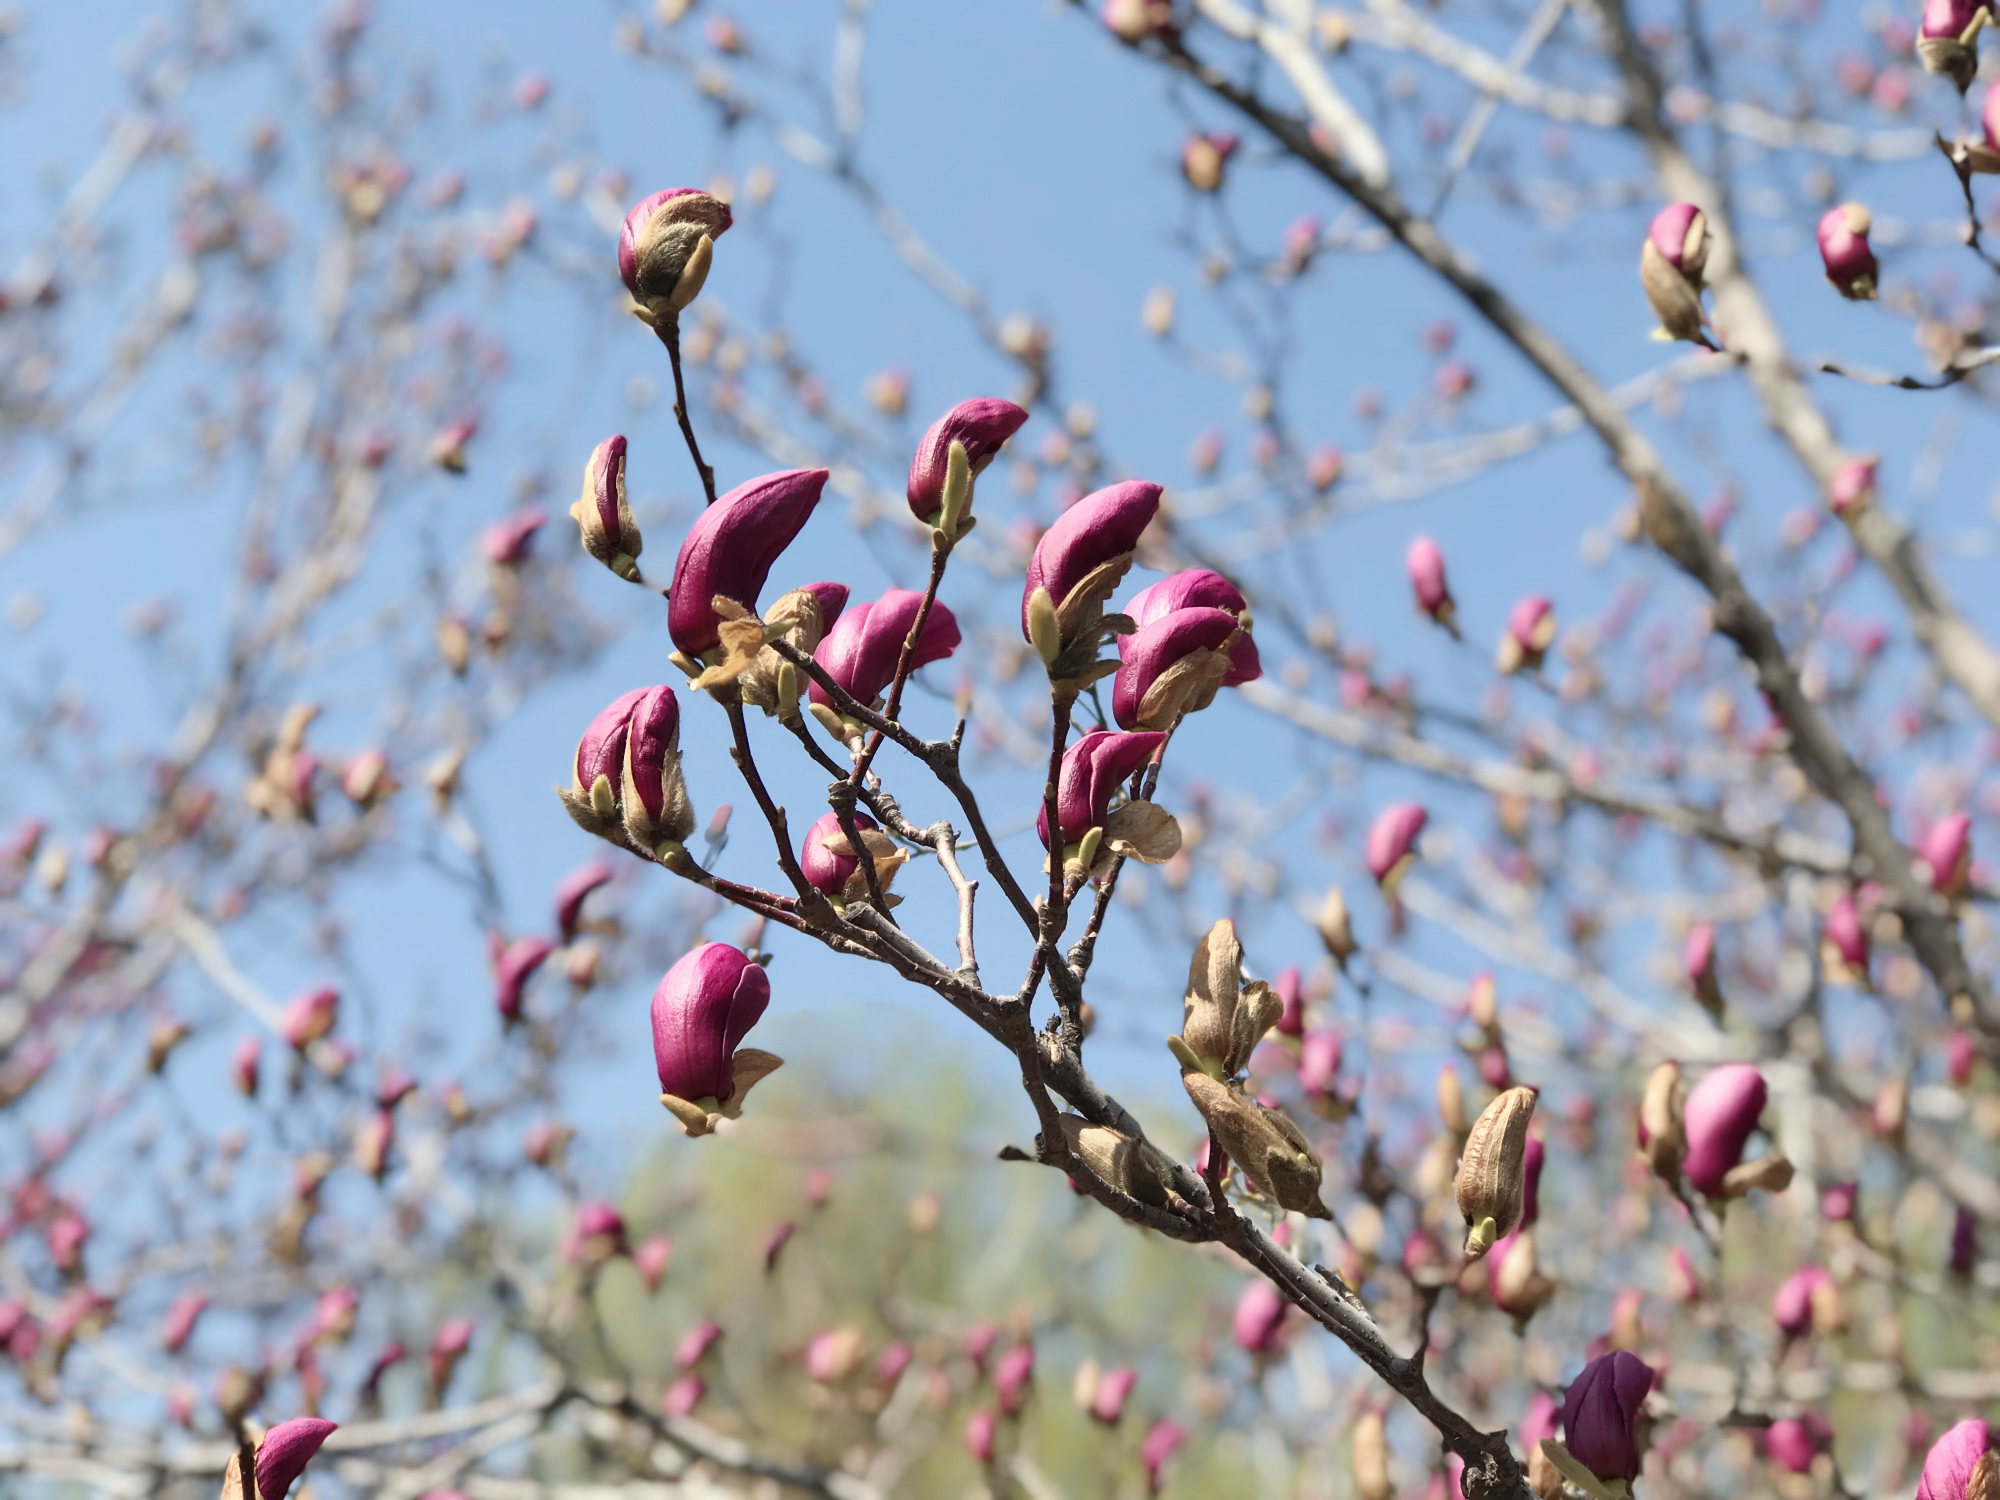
[809,588,960,708]
[1521,1135,1545,1226]
[572,435,642,581]
[1365,803,1428,885]
[1037,730,1167,847]
[619,684,689,848]
[799,581,849,632]
[1111,606,1243,730]
[493,936,554,1021]
[1923,0,1982,41]
[801,810,879,896]
[1232,1279,1287,1355]
[667,469,828,658]
[1021,480,1162,641]
[254,1417,338,1500]
[555,861,614,941]
[1122,568,1261,685]
[906,397,1029,522]
[1560,1350,1654,1484]
[570,688,647,803]
[1682,1063,1767,1196]
[650,943,771,1103]
[1918,1419,1997,1500]
[1817,204,1878,299]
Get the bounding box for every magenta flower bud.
[1918,1419,1998,1500]
[1141,1419,1187,1495]
[563,687,646,828]
[810,588,961,709]
[619,684,693,854]
[651,942,771,1104]
[1772,1266,1832,1337]
[280,986,339,1050]
[493,935,554,1022]
[667,468,828,659]
[1365,802,1428,886]
[569,1201,628,1265]
[1640,202,1711,342]
[636,1234,673,1292]
[1817,204,1878,300]
[1091,1364,1139,1424]
[1764,1413,1832,1475]
[1684,922,1722,1011]
[1820,1181,1857,1222]
[876,1339,914,1386]
[1560,1350,1654,1484]
[162,1290,208,1354]
[1920,812,1973,897]
[254,1417,338,1500]
[45,1208,86,1273]
[1021,480,1162,655]
[963,1321,999,1374]
[1111,606,1245,730]
[1299,1030,1343,1097]
[555,861,614,941]
[1949,1029,1976,1086]
[662,1374,704,1418]
[1951,1205,1978,1276]
[1405,536,1457,633]
[1919,0,1989,89]
[1682,1063,1767,1196]
[995,1342,1035,1415]
[675,1319,723,1370]
[1497,595,1557,674]
[762,1220,795,1271]
[429,1319,474,1390]
[800,581,850,632]
[571,434,643,582]
[1828,455,1878,517]
[313,1286,359,1344]
[1122,569,1261,686]
[1823,893,1869,974]
[1521,1135,1545,1226]
[799,809,898,900]
[964,1408,998,1465]
[806,1326,867,1383]
[361,1341,406,1403]
[618,188,732,321]
[1272,966,1303,1036]
[1037,729,1168,847]
[1232,1279,1287,1355]
[906,397,1029,525]
[481,508,545,566]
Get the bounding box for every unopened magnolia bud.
[571,435,643,581]
[1684,921,1723,1014]
[620,685,695,856]
[1455,1085,1538,1259]
[1920,812,1973,898]
[1181,131,1237,192]
[907,398,1028,531]
[1436,1064,1468,1136]
[1365,802,1427,889]
[1058,1116,1170,1207]
[1171,918,1282,1078]
[1021,480,1161,682]
[1818,203,1878,300]
[1496,595,1557,675]
[1918,0,1990,91]
[619,189,733,323]
[1315,886,1356,965]
[1683,1062,1773,1197]
[1917,1418,2000,1500]
[1181,1071,1328,1216]
[1406,536,1458,637]
[1638,1059,1687,1180]
[1640,202,1711,342]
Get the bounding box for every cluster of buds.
[906,397,1028,543]
[619,188,732,328]
[557,685,697,867]
[1112,569,1260,730]
[1639,202,1711,344]
[1816,203,1878,300]
[1038,729,1180,879]
[1918,0,1991,91]
[1022,480,1161,692]
[1454,1085,1539,1260]
[652,942,783,1138]
[571,435,643,582]
[1171,921,1328,1216]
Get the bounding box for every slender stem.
[656,316,716,505]
[850,541,949,786]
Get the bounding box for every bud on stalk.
[1455,1084,1538,1259]
[571,435,643,581]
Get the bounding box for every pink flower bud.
[801,810,881,896]
[280,987,339,1050]
[1918,1419,1998,1500]
[876,1338,914,1386]
[963,1321,999,1375]
[1121,569,1261,686]
[662,1373,704,1417]
[1949,1029,1977,1086]
[667,468,828,659]
[341,750,394,807]
[906,397,1029,524]
[1561,1350,1654,1484]
[636,1235,673,1292]
[254,1417,338,1500]
[1405,536,1455,631]
[1181,132,1238,192]
[1021,480,1162,647]
[620,684,692,854]
[619,189,732,320]
[995,1342,1035,1415]
[1684,922,1722,1011]
[554,861,614,941]
[569,1201,628,1265]
[964,1408,998,1465]
[1298,1030,1343,1096]
[1272,967,1303,1036]
[312,1286,358,1344]
[46,1208,87,1274]
[1764,1413,1832,1474]
[1141,1419,1187,1495]
[763,1220,795,1271]
[491,935,554,1022]
[1823,893,1869,973]
[162,1290,208,1353]
[675,1319,722,1370]
[810,588,961,708]
[1920,812,1973,896]
[1820,1181,1857,1222]
[481,509,546,565]
[1232,1279,1287,1355]
[355,1110,394,1178]
[1497,596,1556,675]
[1283,214,1323,270]
[361,1341,405,1403]
[429,1320,474,1391]
[806,1326,867,1383]
[429,419,477,473]
[1037,729,1168,848]
[1101,0,1174,42]
[1308,443,1345,492]
[1682,1063,1767,1196]
[1817,204,1878,299]
[1828,455,1878,517]
[1091,1364,1138,1424]
[651,943,771,1104]
[1111,606,1245,729]
[1773,1265,1832,1337]
[1365,802,1428,886]
[572,435,644,581]
[1665,1246,1701,1303]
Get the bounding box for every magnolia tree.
[6,0,2000,1497]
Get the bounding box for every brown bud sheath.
[1059,1116,1169,1208]
[1182,1072,1329,1217]
[1175,918,1282,1078]
[1638,1059,1687,1181]
[1455,1085,1538,1259]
